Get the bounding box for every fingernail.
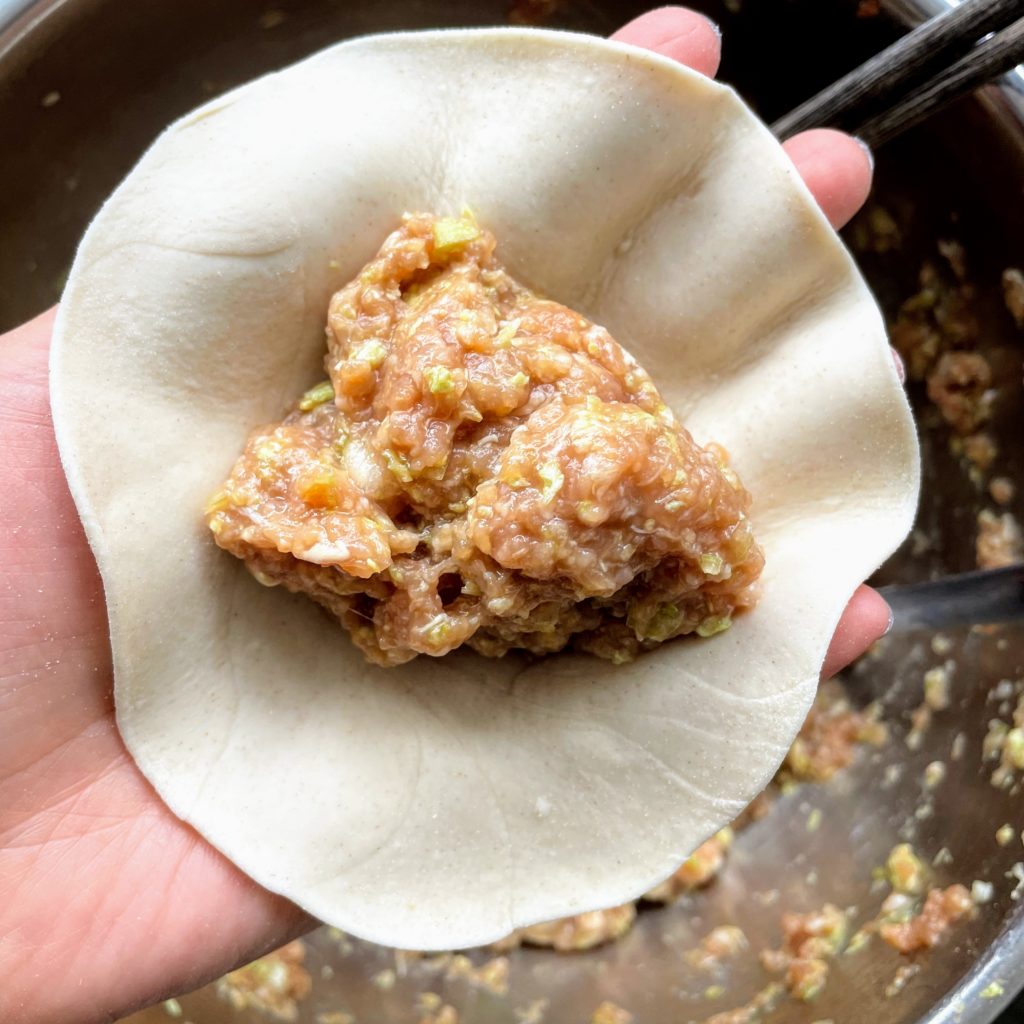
[709,18,722,39]
[854,135,875,174]
[883,601,895,636]
[891,347,906,383]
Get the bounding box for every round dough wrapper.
[50,28,919,950]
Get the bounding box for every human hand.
[610,7,893,680]
[0,10,893,1022]
[1,306,313,1024]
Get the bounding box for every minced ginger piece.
[209,213,764,666]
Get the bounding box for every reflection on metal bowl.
[1,0,1022,1022]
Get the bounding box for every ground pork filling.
[208,213,764,666]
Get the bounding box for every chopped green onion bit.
[425,365,455,394]
[353,339,387,368]
[699,552,724,575]
[298,380,334,411]
[433,215,480,255]
[538,462,564,504]
[696,615,731,638]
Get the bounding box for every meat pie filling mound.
[208,214,764,666]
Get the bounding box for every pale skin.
[0,8,895,1022]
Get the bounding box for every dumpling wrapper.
[50,28,919,950]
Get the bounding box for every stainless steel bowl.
[2,2,1022,1022]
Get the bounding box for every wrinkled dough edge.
[50,28,919,949]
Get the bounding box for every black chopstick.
[771,0,1024,140]
[855,15,1024,145]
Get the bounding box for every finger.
[611,6,721,79]
[0,304,57,356]
[820,585,892,680]
[783,129,873,231]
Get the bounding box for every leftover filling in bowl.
[207,214,764,666]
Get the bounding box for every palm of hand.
[0,312,307,1023]
[0,11,887,1023]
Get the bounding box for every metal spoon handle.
[879,565,1024,634]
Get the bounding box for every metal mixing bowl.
[3,1,1023,1022]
